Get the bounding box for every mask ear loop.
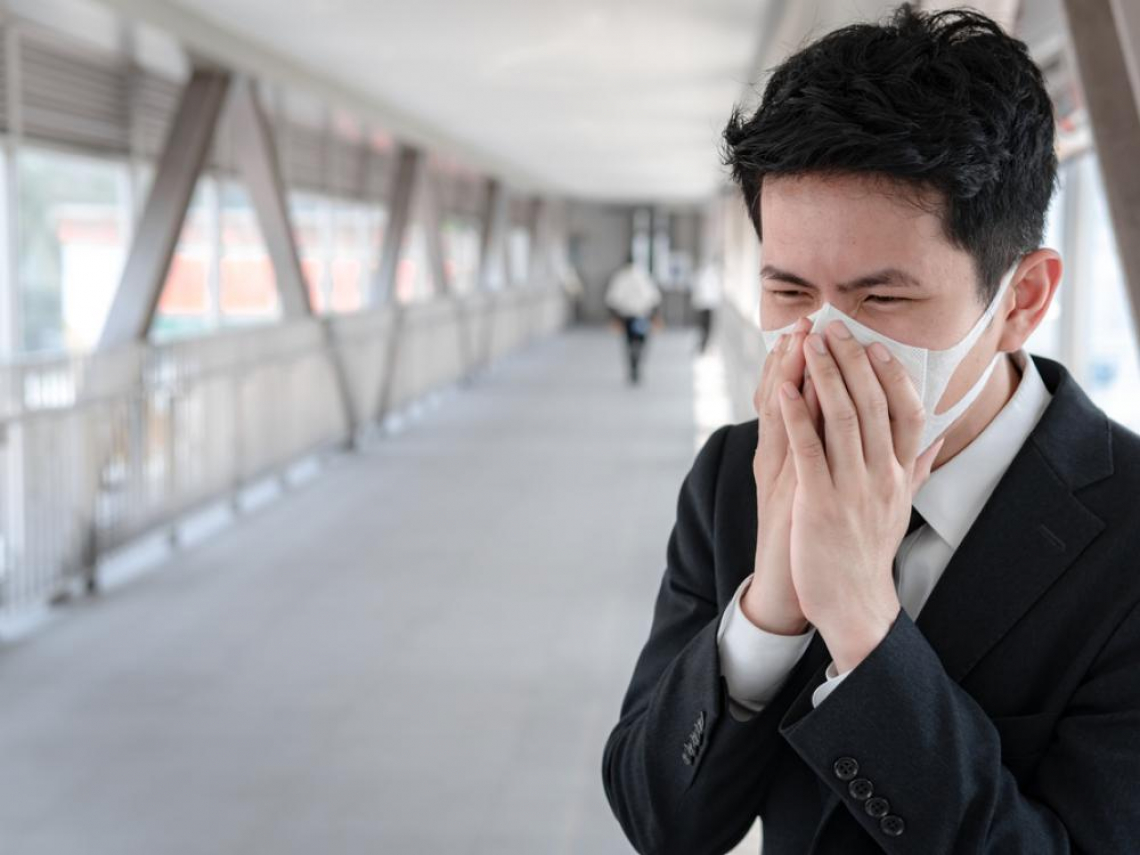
[924,261,1022,425]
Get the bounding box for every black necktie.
[893,506,927,587]
[905,506,927,539]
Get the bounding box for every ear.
[996,249,1062,353]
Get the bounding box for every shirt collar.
[912,348,1053,551]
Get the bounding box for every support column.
[226,76,310,319]
[1,20,22,355]
[374,146,423,422]
[228,76,359,446]
[1110,0,1140,115]
[98,67,231,349]
[477,178,509,293]
[421,168,475,375]
[1061,0,1140,347]
[476,178,509,368]
[372,145,421,306]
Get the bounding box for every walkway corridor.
[0,327,729,855]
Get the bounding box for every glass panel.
[329,201,365,312]
[152,176,216,341]
[1076,154,1140,430]
[363,203,386,306]
[1023,162,1066,360]
[508,225,530,286]
[442,215,481,295]
[17,146,130,353]
[290,191,329,313]
[397,224,431,303]
[219,180,279,325]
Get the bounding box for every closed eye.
[771,290,907,305]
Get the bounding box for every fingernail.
[808,334,827,355]
[829,321,852,340]
[870,342,892,362]
[781,381,800,399]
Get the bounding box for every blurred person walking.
[691,255,723,355]
[605,260,663,385]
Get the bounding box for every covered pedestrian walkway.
[0,327,730,855]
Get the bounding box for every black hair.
[720,2,1057,305]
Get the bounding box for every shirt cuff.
[811,659,854,707]
[717,573,816,721]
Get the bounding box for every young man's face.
[758,172,1016,413]
[758,172,1002,347]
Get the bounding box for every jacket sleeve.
[717,573,816,722]
[601,423,813,855]
[777,597,1140,853]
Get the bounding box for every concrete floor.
[0,326,738,855]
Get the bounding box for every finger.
[865,341,926,468]
[823,320,894,474]
[804,375,822,439]
[777,380,832,491]
[911,436,945,497]
[802,332,864,481]
[756,333,790,459]
[780,317,813,389]
[755,331,788,426]
[757,318,812,464]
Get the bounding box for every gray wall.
[566,201,633,324]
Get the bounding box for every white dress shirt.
[604,263,662,317]
[717,348,1053,722]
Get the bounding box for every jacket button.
[833,757,859,781]
[864,797,890,818]
[848,778,873,801]
[880,814,905,837]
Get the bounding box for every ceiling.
[91,0,1055,205]
[167,0,778,203]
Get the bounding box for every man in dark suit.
[602,4,1140,853]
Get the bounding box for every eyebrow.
[760,265,924,293]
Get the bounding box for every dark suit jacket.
[602,354,1140,854]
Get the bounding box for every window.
[1022,163,1066,361]
[290,193,379,313]
[396,224,432,304]
[329,201,367,312]
[151,176,217,341]
[507,225,530,287]
[18,146,130,352]
[363,204,387,305]
[1073,153,1140,430]
[290,191,329,312]
[218,180,279,325]
[441,215,481,295]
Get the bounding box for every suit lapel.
[802,356,1112,842]
[913,355,1111,683]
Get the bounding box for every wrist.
[820,605,898,673]
[740,582,811,636]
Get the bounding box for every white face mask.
[760,262,1019,456]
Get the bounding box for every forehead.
[758,173,965,280]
